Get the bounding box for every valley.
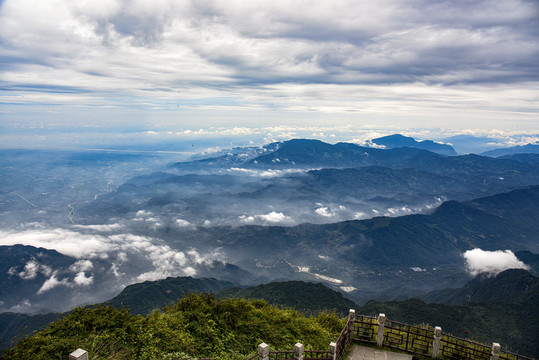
[1,135,538,357]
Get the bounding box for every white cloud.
[175,218,191,227]
[72,223,124,232]
[10,259,53,280]
[239,215,255,224]
[133,211,163,229]
[353,212,367,220]
[385,206,413,217]
[259,212,292,223]
[227,167,303,177]
[73,272,94,286]
[463,248,530,276]
[315,207,334,217]
[37,272,69,294]
[17,260,39,280]
[135,210,152,217]
[0,228,118,258]
[315,205,347,217]
[69,259,94,272]
[240,211,294,225]
[0,228,225,284]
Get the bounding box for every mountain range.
[482,144,539,157]
[2,269,538,358]
[75,138,539,228]
[2,134,539,357]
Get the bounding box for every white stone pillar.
[258,343,270,360]
[69,349,88,360]
[329,342,337,360]
[491,343,501,360]
[349,309,356,333]
[377,313,386,347]
[432,326,442,358]
[294,342,304,360]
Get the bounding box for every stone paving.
[346,345,413,360]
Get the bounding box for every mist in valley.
[1,139,539,314]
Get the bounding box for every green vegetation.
[1,294,344,360]
[215,281,357,316]
[105,276,235,316]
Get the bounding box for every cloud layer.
[0,226,224,285]
[1,0,538,141]
[463,248,529,276]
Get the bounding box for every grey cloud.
[0,0,538,132]
[184,0,539,86]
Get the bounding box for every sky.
[0,0,538,149]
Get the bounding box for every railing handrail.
[350,313,535,360]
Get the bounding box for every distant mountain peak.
[481,144,539,157]
[371,134,457,156]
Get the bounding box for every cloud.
[315,207,334,217]
[1,0,538,138]
[69,259,94,272]
[463,248,530,276]
[73,272,94,286]
[9,259,53,280]
[37,272,69,294]
[239,211,294,225]
[135,248,223,282]
[315,204,347,217]
[227,167,304,177]
[353,212,367,220]
[175,218,191,227]
[0,228,224,284]
[133,210,163,229]
[72,223,124,232]
[15,260,39,280]
[9,299,32,312]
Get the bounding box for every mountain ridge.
[2,270,538,358]
[371,134,457,155]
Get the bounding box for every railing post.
[69,349,88,360]
[432,326,442,358]
[491,343,501,360]
[258,342,269,360]
[349,309,356,334]
[294,342,304,360]
[377,313,386,347]
[329,342,337,360]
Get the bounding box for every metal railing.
[243,311,535,360]
[439,335,492,359]
[352,314,377,344]
[333,315,354,360]
[383,319,433,356]
[245,350,332,360]
[347,313,535,360]
[245,343,332,360]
